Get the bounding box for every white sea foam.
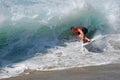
[1,34,120,79]
[0,0,120,79]
[0,14,5,23]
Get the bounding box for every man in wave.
[71,26,91,43]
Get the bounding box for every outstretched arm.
[83,37,91,43]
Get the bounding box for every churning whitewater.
[0,0,120,79]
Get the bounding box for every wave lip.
[0,0,120,79]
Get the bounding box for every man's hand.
[83,38,91,43]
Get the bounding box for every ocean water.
[0,0,120,79]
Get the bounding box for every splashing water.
[0,0,120,79]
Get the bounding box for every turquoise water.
[0,0,120,79]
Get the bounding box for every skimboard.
[83,39,95,46]
[83,39,103,53]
